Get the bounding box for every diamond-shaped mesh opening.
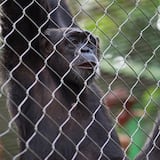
[0,0,160,159]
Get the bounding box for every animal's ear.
[44,28,53,37]
[39,36,53,57]
[44,28,64,43]
[39,28,64,57]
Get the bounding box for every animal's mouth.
[77,62,97,70]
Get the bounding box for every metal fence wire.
[0,0,160,159]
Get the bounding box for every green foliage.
[68,1,160,159]
[141,85,160,114]
[70,0,160,80]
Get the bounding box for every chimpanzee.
[0,0,127,159]
[135,113,160,160]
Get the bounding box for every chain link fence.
[0,0,160,159]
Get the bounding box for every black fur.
[1,0,126,159]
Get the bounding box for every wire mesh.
[0,0,160,160]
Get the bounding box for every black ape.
[1,0,126,159]
[41,27,99,86]
[135,113,160,160]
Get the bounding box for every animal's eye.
[70,38,79,44]
[87,40,95,49]
[88,35,97,45]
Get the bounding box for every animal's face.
[41,28,100,86]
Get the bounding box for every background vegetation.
[69,0,160,159]
[0,0,160,159]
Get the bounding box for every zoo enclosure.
[0,0,160,159]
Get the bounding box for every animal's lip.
[77,62,96,70]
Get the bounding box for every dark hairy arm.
[1,0,49,70]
